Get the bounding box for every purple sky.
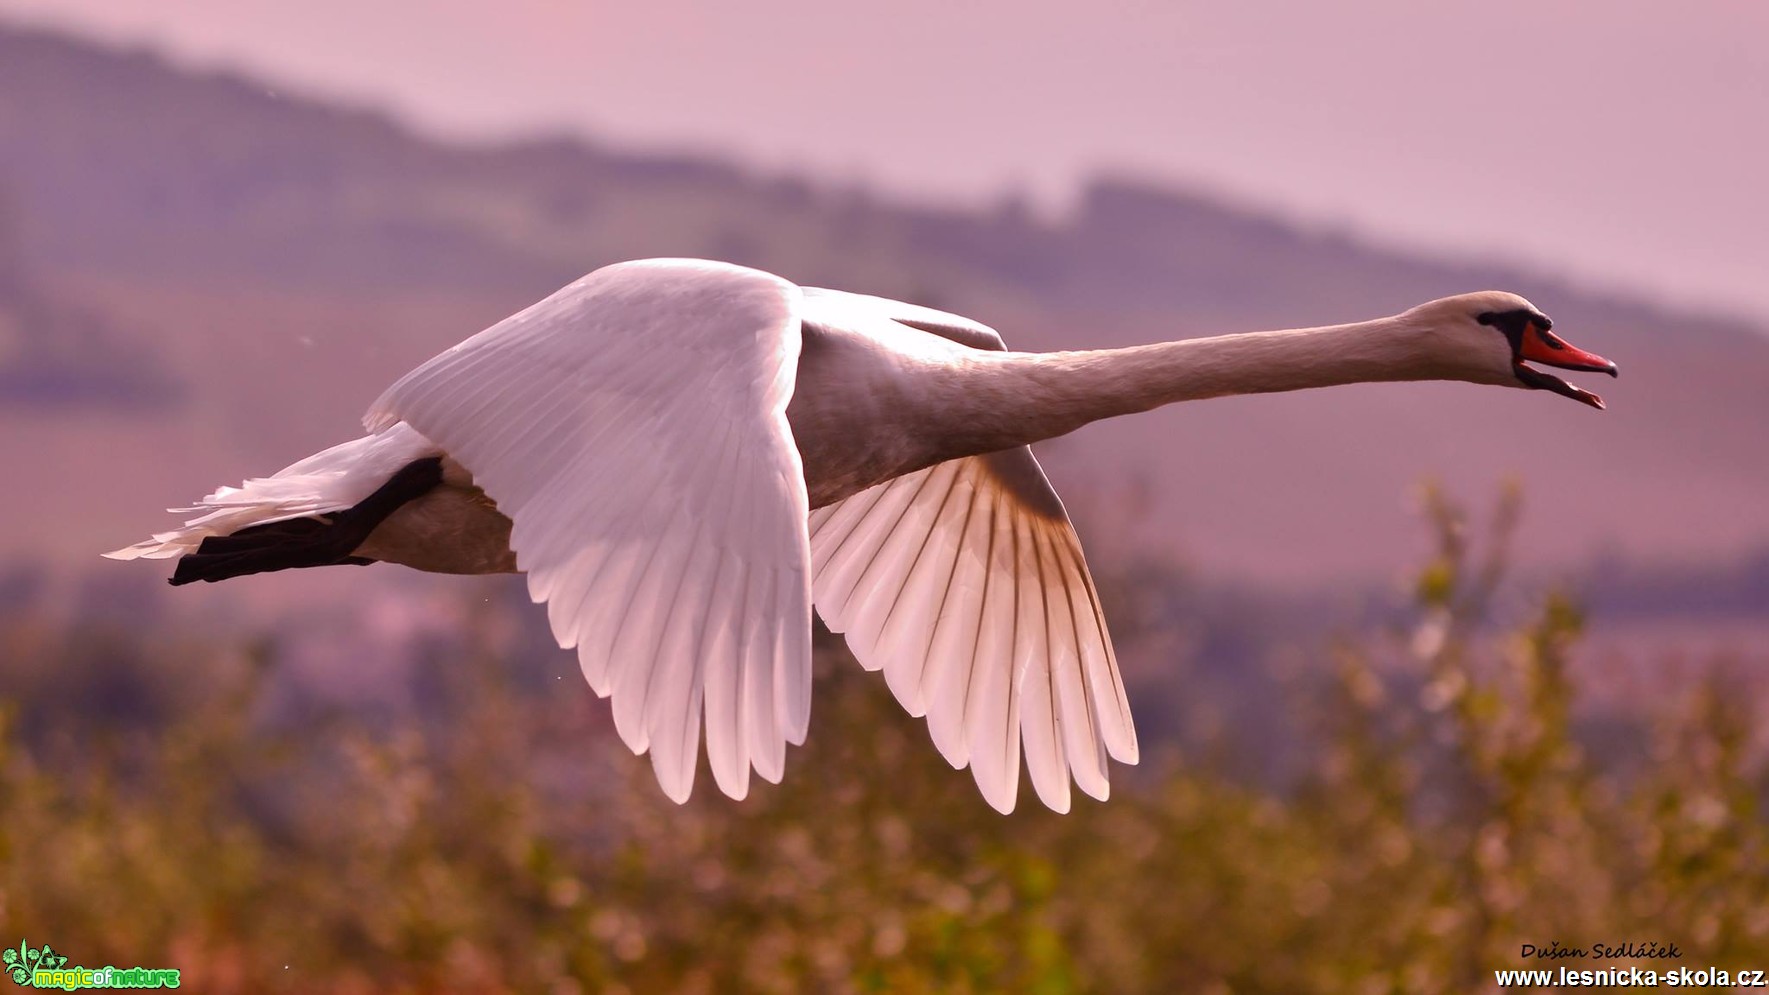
[5,0,1766,324]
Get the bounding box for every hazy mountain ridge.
[0,194,181,408]
[7,22,1759,339]
[1,21,1765,594]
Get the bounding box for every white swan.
[107,258,1617,813]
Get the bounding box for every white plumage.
[111,258,1617,812]
[366,261,812,803]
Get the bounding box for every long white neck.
[931,314,1453,457]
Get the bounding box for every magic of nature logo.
[3,941,179,990]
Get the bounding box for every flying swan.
[108,258,1617,813]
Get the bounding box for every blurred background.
[0,2,1766,991]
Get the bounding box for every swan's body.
[108,259,1616,813]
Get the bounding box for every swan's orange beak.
[1518,322,1617,377]
[1513,320,1617,409]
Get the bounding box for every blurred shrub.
[1,488,1765,993]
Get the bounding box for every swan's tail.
[164,458,444,585]
[104,423,444,582]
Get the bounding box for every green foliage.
[1,489,1765,992]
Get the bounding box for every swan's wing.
[808,450,1137,813]
[799,290,1137,814]
[365,259,812,804]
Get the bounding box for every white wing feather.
[365,259,813,804]
[809,450,1138,813]
[798,291,1139,814]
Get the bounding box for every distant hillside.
[1,22,1766,591]
[0,194,180,408]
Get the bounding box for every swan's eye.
[1475,309,1540,342]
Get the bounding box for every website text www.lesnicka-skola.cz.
[1496,966,1766,988]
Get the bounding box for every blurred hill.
[0,196,180,409]
[1,21,1765,596]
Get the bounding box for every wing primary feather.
[808,497,870,563]
[924,472,994,768]
[962,489,1018,813]
[558,468,674,661]
[539,403,697,635]
[831,464,945,640]
[809,481,896,587]
[874,462,969,717]
[1001,513,1039,808]
[642,516,716,803]
[633,512,711,751]
[1063,540,1138,764]
[775,564,812,745]
[1051,539,1111,797]
[699,547,750,799]
[573,541,649,696]
[806,505,838,542]
[825,469,938,619]
[600,514,683,754]
[956,488,1000,756]
[914,467,982,709]
[1023,522,1074,811]
[547,549,605,650]
[872,462,960,640]
[748,567,787,780]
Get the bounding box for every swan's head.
[1405,292,1618,409]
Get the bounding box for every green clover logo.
[5,941,68,985]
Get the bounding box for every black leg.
[170,457,444,585]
